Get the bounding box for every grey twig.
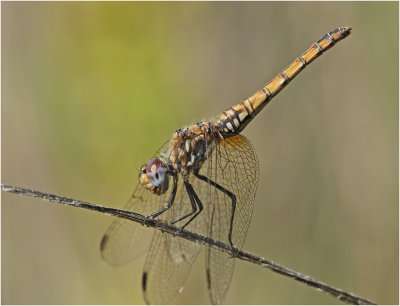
[2,184,376,305]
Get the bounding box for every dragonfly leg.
[194,172,237,257]
[145,175,178,220]
[171,180,203,232]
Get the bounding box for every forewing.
[100,183,171,265]
[100,131,258,305]
[141,175,206,304]
[100,142,173,266]
[201,134,259,304]
[142,230,201,304]
[101,135,207,304]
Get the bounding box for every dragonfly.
[100,27,352,304]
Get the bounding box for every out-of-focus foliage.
[2,2,398,304]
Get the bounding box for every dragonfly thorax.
[165,122,217,174]
[139,123,217,196]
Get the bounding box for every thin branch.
[2,184,375,305]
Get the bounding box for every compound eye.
[146,158,161,175]
[145,158,169,193]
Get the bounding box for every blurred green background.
[2,2,398,305]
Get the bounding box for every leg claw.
[172,226,184,237]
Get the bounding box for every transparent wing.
[142,232,201,304]
[141,168,211,304]
[100,182,170,265]
[144,133,258,304]
[100,132,258,305]
[200,134,259,304]
[101,137,207,304]
[100,142,173,266]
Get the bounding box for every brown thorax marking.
[165,122,220,175]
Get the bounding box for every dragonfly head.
[139,157,169,195]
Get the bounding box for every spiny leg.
[146,175,178,220]
[194,172,237,256]
[171,180,203,231]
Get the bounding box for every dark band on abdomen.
[214,27,352,137]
